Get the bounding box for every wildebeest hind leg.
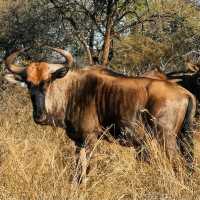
[154,120,178,165]
[177,132,194,172]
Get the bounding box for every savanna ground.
[1,76,200,200]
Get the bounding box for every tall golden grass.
[1,80,200,200]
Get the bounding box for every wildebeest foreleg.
[74,146,87,184]
[84,134,98,176]
[74,134,97,184]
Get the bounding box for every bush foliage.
[112,0,200,74]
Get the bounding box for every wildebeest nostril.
[33,113,47,124]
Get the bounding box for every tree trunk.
[102,23,112,66]
[83,40,93,65]
[102,0,115,66]
[85,43,93,65]
[89,28,95,56]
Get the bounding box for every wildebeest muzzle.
[30,88,48,125]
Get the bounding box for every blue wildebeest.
[4,48,196,181]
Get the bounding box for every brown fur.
[141,68,168,80]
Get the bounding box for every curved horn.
[169,79,183,83]
[167,70,195,77]
[47,63,69,74]
[47,47,73,67]
[4,49,26,74]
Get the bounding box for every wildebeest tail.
[179,95,196,169]
[182,95,196,134]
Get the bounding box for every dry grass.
[1,80,200,200]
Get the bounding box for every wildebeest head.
[168,70,200,102]
[4,47,73,124]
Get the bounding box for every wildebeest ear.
[4,74,26,87]
[51,67,69,80]
[4,73,24,82]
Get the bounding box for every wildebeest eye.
[39,80,45,88]
[39,80,49,92]
[26,81,34,89]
